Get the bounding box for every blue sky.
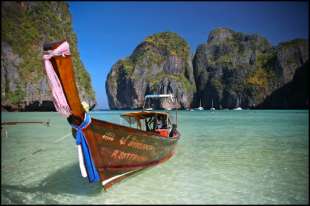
[68,1,308,109]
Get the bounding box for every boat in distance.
[42,40,181,191]
[233,97,243,110]
[197,99,204,110]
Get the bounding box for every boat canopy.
[121,111,168,123]
[144,94,174,100]
[143,94,175,110]
[121,111,170,131]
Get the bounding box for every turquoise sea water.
[1,110,308,204]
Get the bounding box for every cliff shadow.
[23,100,56,111]
[257,60,309,109]
[2,163,102,198]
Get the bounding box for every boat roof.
[145,94,174,100]
[121,111,168,120]
[143,94,176,110]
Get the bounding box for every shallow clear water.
[1,110,308,204]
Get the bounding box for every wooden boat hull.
[83,118,180,190]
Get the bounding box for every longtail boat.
[42,40,181,191]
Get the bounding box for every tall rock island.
[106,32,196,109]
[193,28,308,109]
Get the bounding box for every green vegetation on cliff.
[117,58,135,76]
[278,38,307,49]
[144,32,189,59]
[131,43,164,68]
[6,86,25,105]
[148,71,195,93]
[246,50,277,89]
[130,32,190,69]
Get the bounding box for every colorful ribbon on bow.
[43,41,71,117]
[71,113,100,183]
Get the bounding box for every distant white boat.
[210,99,215,111]
[186,107,194,112]
[197,99,204,110]
[233,97,242,110]
[145,108,153,111]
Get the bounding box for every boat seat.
[155,129,169,138]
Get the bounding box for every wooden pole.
[1,120,50,126]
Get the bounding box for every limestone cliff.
[106,32,196,109]
[258,60,309,109]
[193,28,308,109]
[1,1,96,111]
[106,28,308,110]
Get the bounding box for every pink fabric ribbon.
[43,41,71,117]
